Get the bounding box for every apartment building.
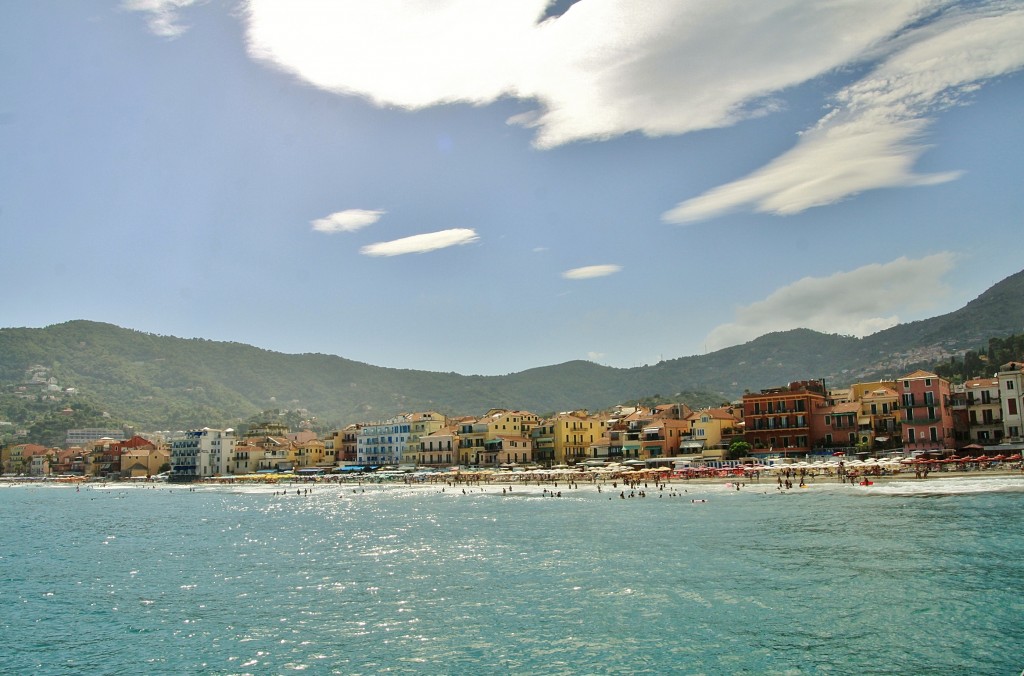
[742,380,827,455]
[896,370,954,453]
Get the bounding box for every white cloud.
[587,351,606,361]
[562,264,622,280]
[664,7,1024,222]
[360,228,479,257]
[311,209,384,233]
[242,0,930,147]
[122,0,202,38]
[703,254,956,351]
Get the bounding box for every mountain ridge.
[2,268,1022,431]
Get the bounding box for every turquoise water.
[2,477,1022,675]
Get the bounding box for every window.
[1007,380,1015,390]
[925,378,932,386]
[908,428,916,443]
[929,427,938,442]
[1009,399,1018,415]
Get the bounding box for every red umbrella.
[1007,454,1022,461]
[975,455,990,462]
[994,454,1007,461]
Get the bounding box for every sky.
[3,1,1023,376]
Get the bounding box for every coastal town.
[4,361,1024,481]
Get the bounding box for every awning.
[335,466,364,472]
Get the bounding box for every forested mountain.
[2,268,1022,434]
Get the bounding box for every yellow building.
[403,412,448,466]
[684,407,744,459]
[295,439,327,468]
[856,384,900,451]
[547,411,606,466]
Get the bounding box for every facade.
[638,418,690,460]
[810,401,860,452]
[960,377,1003,444]
[356,415,411,466]
[2,443,47,474]
[295,439,327,468]
[170,428,237,479]
[65,428,124,447]
[231,443,262,475]
[742,380,827,456]
[419,427,458,467]
[481,435,533,466]
[896,370,954,453]
[546,412,606,465]
[403,412,448,466]
[854,384,900,451]
[251,436,297,472]
[683,407,742,457]
[998,362,1024,441]
[115,436,166,477]
[325,425,360,464]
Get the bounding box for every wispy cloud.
[703,253,955,351]
[360,228,479,257]
[311,208,384,233]
[122,0,202,38]
[664,7,1024,222]
[562,264,621,280]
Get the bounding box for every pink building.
[897,370,955,453]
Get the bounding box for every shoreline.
[3,466,1021,489]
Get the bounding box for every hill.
[1,268,1022,433]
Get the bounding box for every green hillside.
[1,268,1022,435]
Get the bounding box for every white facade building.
[356,415,411,467]
[170,427,236,479]
[999,362,1024,442]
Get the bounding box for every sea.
[1,475,1022,675]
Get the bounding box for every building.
[403,412,448,466]
[810,400,861,453]
[896,370,954,453]
[960,377,1003,444]
[543,411,606,466]
[2,443,47,474]
[742,380,827,456]
[998,362,1024,442]
[853,383,900,452]
[683,406,743,459]
[419,427,458,467]
[65,428,124,446]
[295,438,327,468]
[170,428,237,479]
[114,436,166,478]
[357,415,411,467]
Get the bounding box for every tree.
[726,440,751,461]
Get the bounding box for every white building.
[356,415,411,467]
[170,427,236,479]
[999,362,1024,442]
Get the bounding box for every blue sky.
[3,1,1023,376]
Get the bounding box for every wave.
[861,475,1024,497]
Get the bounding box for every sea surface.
[2,476,1022,675]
